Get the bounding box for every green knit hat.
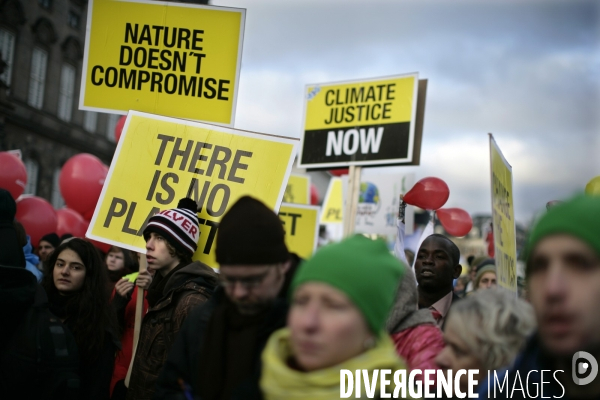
[291,234,404,333]
[525,195,600,276]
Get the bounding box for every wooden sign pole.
[345,165,362,237]
[125,253,147,387]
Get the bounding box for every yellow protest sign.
[278,203,320,259]
[79,0,244,126]
[283,174,310,204]
[489,134,517,294]
[299,73,419,168]
[86,111,298,268]
[320,178,343,224]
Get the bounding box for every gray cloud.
[214,0,599,223]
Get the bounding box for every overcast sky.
[213,0,600,224]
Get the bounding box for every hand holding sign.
[403,177,449,210]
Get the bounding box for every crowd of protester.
[1,185,599,399]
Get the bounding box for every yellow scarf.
[260,328,411,400]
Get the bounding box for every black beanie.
[0,188,26,268]
[40,232,60,248]
[216,196,289,265]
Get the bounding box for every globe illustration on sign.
[359,182,380,205]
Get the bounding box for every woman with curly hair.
[43,238,119,400]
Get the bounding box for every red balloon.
[0,152,27,200]
[436,208,473,237]
[310,184,319,205]
[82,208,95,222]
[16,196,58,247]
[56,208,87,238]
[90,239,111,254]
[403,177,450,210]
[114,116,127,142]
[81,165,106,222]
[329,169,349,177]
[60,154,107,214]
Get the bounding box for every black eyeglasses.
[220,269,271,290]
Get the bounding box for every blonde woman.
[435,287,536,394]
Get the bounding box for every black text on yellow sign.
[278,204,320,259]
[299,74,419,168]
[283,175,310,204]
[87,112,297,268]
[80,0,245,125]
[489,135,517,293]
[320,178,343,224]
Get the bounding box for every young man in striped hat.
[126,198,218,400]
[155,195,303,400]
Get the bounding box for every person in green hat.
[260,234,412,399]
[478,195,600,399]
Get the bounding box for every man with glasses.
[155,196,301,399]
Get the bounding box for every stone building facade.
[0,0,122,207]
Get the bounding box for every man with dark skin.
[414,234,462,328]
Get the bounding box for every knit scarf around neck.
[146,263,185,307]
[260,328,410,400]
[47,289,75,320]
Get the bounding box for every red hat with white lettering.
[143,198,200,258]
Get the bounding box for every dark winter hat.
[475,263,496,288]
[0,188,16,224]
[476,257,495,270]
[292,235,404,334]
[143,198,200,258]
[0,188,26,267]
[216,196,289,265]
[525,195,600,276]
[39,232,60,248]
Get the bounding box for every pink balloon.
[114,116,127,142]
[56,208,87,238]
[403,177,450,210]
[0,152,27,200]
[60,154,107,214]
[436,208,473,237]
[16,196,58,246]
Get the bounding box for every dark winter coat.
[126,262,218,400]
[45,285,119,400]
[0,265,80,400]
[153,254,301,400]
[477,334,567,399]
